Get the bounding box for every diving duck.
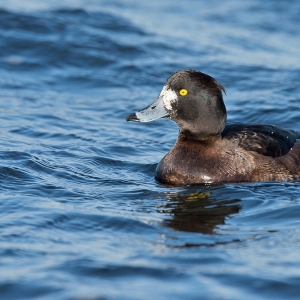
[126,70,300,185]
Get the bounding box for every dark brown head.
[126,69,227,139]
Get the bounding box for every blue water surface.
[1,0,300,299]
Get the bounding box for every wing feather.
[222,123,300,158]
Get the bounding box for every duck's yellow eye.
[179,89,188,96]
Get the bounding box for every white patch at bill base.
[159,85,177,110]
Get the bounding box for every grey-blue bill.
[126,95,169,122]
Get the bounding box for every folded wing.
[222,123,300,158]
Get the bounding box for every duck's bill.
[126,96,169,122]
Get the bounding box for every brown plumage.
[126,70,300,185]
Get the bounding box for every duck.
[126,69,300,185]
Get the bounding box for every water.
[0,0,300,299]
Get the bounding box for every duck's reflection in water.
[158,190,241,234]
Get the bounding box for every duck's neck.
[178,130,222,144]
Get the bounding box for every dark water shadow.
[158,189,242,234]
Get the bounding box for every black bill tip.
[126,113,140,122]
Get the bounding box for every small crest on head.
[168,69,226,97]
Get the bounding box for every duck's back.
[222,123,300,158]
[156,124,300,185]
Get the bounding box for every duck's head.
[126,69,227,139]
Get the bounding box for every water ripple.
[1,1,300,299]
